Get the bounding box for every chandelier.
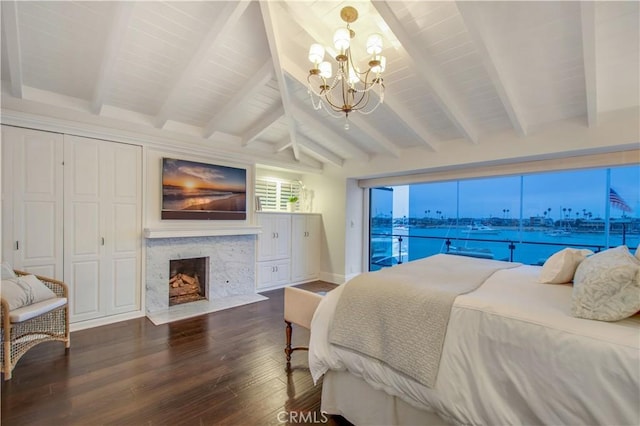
[307,6,386,130]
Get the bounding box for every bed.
[309,253,640,425]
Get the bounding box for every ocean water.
[371,226,639,267]
[162,186,236,211]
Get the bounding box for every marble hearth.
[144,227,265,324]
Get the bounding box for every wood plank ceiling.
[1,1,638,172]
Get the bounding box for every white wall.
[301,172,348,284]
[344,178,365,281]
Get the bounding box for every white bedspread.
[309,264,640,426]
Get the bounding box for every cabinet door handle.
[275,232,279,238]
[15,241,19,250]
[275,265,278,272]
[101,237,105,246]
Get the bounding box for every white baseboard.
[344,272,361,282]
[319,271,347,285]
[70,310,146,332]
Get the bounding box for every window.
[369,165,639,269]
[255,178,302,212]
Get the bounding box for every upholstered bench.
[284,287,324,362]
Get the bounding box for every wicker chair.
[1,270,70,380]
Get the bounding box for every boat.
[546,228,572,237]
[463,224,500,235]
[447,246,494,259]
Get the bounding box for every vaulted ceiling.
[1,1,639,173]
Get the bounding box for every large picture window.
[369,165,639,269]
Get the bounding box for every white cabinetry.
[255,212,321,289]
[1,126,142,325]
[64,135,142,322]
[256,213,291,261]
[256,213,291,289]
[290,214,321,283]
[257,259,291,289]
[1,126,64,279]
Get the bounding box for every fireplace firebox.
[169,257,209,306]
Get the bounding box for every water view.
[369,165,639,270]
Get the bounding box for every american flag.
[609,188,632,212]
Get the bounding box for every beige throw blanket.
[328,254,521,388]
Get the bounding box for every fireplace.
[169,257,209,306]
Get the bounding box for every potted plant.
[287,196,298,212]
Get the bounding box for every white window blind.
[255,179,302,212]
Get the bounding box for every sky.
[372,165,639,220]
[162,158,246,192]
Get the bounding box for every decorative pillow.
[636,244,640,261]
[1,275,57,311]
[571,246,640,321]
[539,248,594,284]
[1,262,16,280]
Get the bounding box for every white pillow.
[1,274,57,311]
[539,248,594,284]
[1,261,16,280]
[571,246,640,321]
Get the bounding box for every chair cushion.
[9,297,67,323]
[1,262,16,280]
[1,275,57,310]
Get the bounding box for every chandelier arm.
[346,47,372,85]
[350,86,370,111]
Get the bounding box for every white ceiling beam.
[289,101,370,160]
[372,0,479,144]
[580,1,598,127]
[154,1,251,129]
[259,1,300,161]
[282,1,436,151]
[296,151,324,170]
[203,60,274,138]
[90,2,135,115]
[241,104,284,146]
[297,135,344,167]
[274,139,292,153]
[1,1,23,98]
[456,1,528,137]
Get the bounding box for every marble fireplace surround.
[144,226,265,325]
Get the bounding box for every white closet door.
[64,135,141,322]
[64,136,105,321]
[1,126,63,279]
[108,142,141,314]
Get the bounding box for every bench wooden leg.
[285,320,293,362]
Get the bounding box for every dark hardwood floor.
[1,282,352,426]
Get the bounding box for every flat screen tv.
[161,157,247,220]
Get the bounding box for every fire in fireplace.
[169,257,209,306]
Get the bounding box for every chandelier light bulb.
[371,55,386,74]
[319,61,332,78]
[308,43,325,65]
[366,33,383,55]
[333,27,350,52]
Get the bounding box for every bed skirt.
[321,370,451,426]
